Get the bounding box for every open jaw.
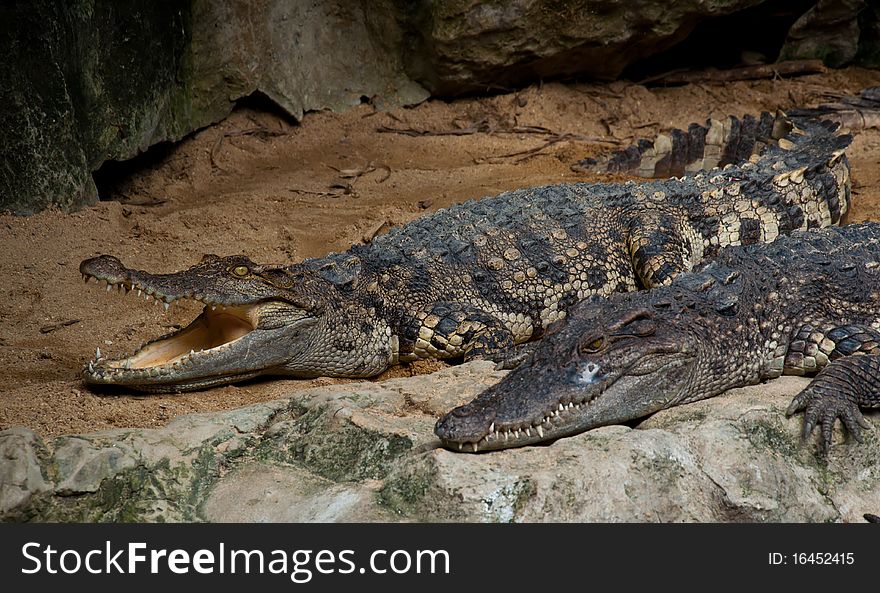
[434,351,693,453]
[80,271,289,393]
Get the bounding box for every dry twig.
[642,59,827,86]
[479,133,621,164]
[211,126,287,170]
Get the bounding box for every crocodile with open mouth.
[435,223,880,453]
[79,106,853,392]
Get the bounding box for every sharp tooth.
[163,302,170,312]
[558,403,564,411]
[88,361,95,372]
[212,305,216,311]
[536,426,544,438]
[471,442,478,453]
[503,431,509,441]
[489,422,495,434]
[95,347,101,359]
[137,289,142,297]
[458,443,463,451]
[106,284,112,292]
[525,428,531,437]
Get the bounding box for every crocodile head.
[435,296,707,452]
[79,253,381,392]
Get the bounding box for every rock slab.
[2,362,877,523]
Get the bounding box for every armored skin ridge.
[435,223,880,453]
[79,103,853,392]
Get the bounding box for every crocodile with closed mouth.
[435,223,880,453]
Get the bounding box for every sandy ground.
[2,67,880,438]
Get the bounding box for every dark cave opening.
[92,141,177,202]
[92,90,296,202]
[623,0,817,82]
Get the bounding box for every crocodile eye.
[232,265,249,277]
[580,337,604,354]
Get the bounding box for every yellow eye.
[232,265,249,277]
[581,337,604,353]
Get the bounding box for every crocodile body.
[79,107,852,392]
[435,223,880,453]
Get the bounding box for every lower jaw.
[83,369,265,393]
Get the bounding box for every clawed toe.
[788,386,871,453]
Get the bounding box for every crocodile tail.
[767,115,854,227]
[576,87,880,179]
[572,112,792,178]
[787,86,880,131]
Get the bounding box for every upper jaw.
[79,254,254,310]
[436,388,608,453]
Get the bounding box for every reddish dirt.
[2,67,880,437]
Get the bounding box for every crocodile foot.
[786,356,877,453]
